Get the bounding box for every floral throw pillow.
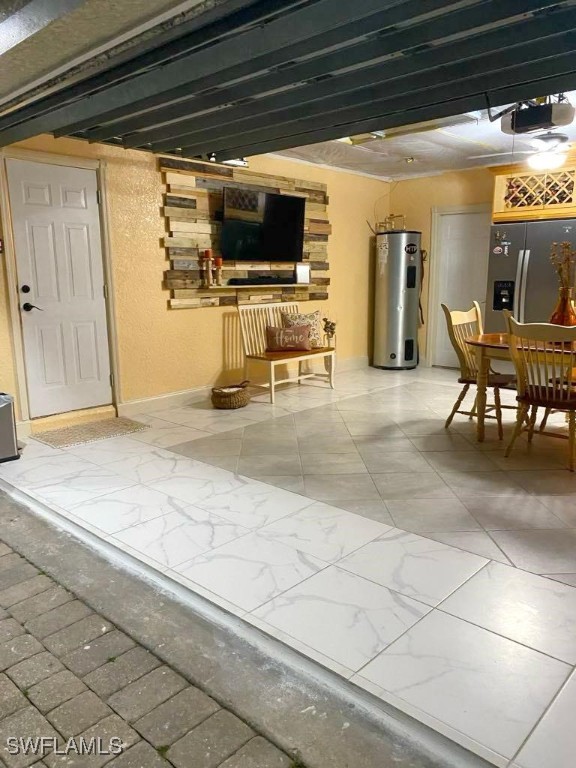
[281,310,322,348]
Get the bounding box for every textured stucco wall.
[0,136,389,410]
[390,168,495,355]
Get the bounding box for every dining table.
[465,332,576,442]
[465,333,512,442]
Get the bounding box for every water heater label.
[405,243,418,255]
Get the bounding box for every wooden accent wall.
[159,157,331,309]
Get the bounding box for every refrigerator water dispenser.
[493,280,515,312]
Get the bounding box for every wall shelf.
[208,283,302,289]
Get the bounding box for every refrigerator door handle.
[519,249,530,322]
[515,250,525,320]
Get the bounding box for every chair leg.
[445,384,469,429]
[494,387,503,440]
[505,403,528,458]
[527,405,538,443]
[569,411,576,472]
[298,361,303,383]
[329,354,335,390]
[469,395,477,420]
[539,407,551,432]
[269,364,275,405]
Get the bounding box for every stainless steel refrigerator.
[485,218,576,332]
[373,229,422,369]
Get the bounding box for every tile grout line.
[503,665,576,768]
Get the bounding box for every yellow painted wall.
[0,136,389,413]
[389,168,495,355]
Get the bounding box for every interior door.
[433,208,491,367]
[523,219,576,322]
[6,159,112,418]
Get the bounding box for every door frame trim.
[0,148,121,430]
[427,203,491,368]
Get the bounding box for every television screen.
[220,187,305,262]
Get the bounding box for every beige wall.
[0,137,389,415]
[390,168,495,355]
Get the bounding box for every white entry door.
[432,208,491,368]
[6,159,112,418]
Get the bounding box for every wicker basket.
[211,380,251,409]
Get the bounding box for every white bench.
[237,302,335,404]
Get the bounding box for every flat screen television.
[220,187,305,262]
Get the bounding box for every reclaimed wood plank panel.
[164,172,197,188]
[170,297,220,309]
[171,260,199,270]
[218,295,238,306]
[167,247,199,257]
[160,157,329,309]
[163,235,216,249]
[170,221,221,236]
[306,220,332,235]
[163,207,211,222]
[164,195,197,208]
[160,157,234,178]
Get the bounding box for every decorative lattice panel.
[504,170,576,209]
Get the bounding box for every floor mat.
[32,417,149,448]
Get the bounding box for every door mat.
[32,417,149,448]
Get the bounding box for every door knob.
[22,303,43,312]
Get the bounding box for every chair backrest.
[237,302,300,355]
[441,301,483,378]
[505,314,576,404]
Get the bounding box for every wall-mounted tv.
[220,187,305,262]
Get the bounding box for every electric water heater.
[373,229,422,370]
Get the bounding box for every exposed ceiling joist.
[144,5,574,154]
[0,0,575,163]
[0,0,87,56]
[96,0,457,146]
[122,0,538,151]
[0,0,298,131]
[0,0,405,145]
[177,31,576,157]
[214,71,576,161]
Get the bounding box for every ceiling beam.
[0,0,415,146]
[90,0,467,145]
[174,33,576,157]
[0,0,299,131]
[0,0,86,56]
[211,68,576,161]
[145,3,571,154]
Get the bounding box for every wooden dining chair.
[505,314,576,470]
[441,302,516,439]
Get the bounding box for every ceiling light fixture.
[527,151,567,170]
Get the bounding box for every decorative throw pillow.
[266,325,311,352]
[281,310,322,348]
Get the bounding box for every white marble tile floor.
[2,366,576,768]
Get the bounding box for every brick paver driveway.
[0,540,293,768]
